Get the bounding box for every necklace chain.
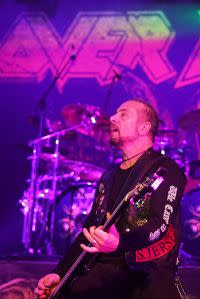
[123,150,146,162]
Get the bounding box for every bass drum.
[181,188,200,257]
[53,181,97,256]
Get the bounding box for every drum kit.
[18,104,200,258]
[19,103,114,255]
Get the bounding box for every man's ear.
[138,122,151,136]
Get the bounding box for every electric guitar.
[48,167,165,299]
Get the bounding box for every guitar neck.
[48,194,129,299]
[48,250,87,299]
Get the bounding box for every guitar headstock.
[125,167,166,203]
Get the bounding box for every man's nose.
[110,114,117,122]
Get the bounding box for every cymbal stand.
[20,124,85,254]
[103,71,121,113]
[20,142,38,252]
[36,131,60,255]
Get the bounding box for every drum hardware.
[178,108,200,174]
[60,103,113,167]
[29,123,86,146]
[53,181,97,256]
[61,103,111,140]
[20,123,89,255]
[55,181,97,202]
[184,172,200,194]
[181,187,200,259]
[154,127,191,174]
[58,160,104,181]
[150,120,200,263]
[154,129,177,154]
[35,154,105,182]
[177,110,200,259]
[27,124,82,255]
[28,115,63,134]
[19,103,113,256]
[188,160,200,180]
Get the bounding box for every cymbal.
[61,103,89,126]
[61,103,110,138]
[39,153,104,181]
[61,159,104,181]
[178,109,200,131]
[28,115,64,132]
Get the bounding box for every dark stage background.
[0,0,199,265]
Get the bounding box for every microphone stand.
[101,70,122,165]
[24,47,77,255]
[103,70,121,113]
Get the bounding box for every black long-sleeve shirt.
[54,149,186,277]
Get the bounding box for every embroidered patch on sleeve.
[136,225,175,262]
